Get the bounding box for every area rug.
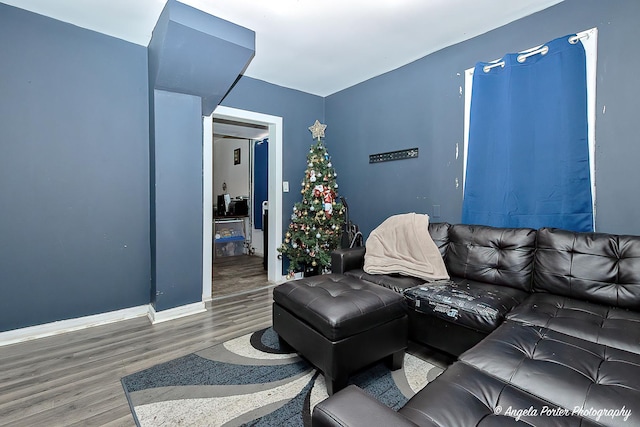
[121,327,444,426]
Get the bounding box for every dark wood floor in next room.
[212,254,271,299]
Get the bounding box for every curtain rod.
[517,45,549,63]
[483,33,589,73]
[483,61,505,73]
[569,33,589,44]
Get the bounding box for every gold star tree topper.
[308,120,327,141]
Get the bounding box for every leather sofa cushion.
[403,278,528,333]
[506,293,640,355]
[272,274,406,341]
[534,227,640,310]
[399,362,601,427]
[428,222,451,257]
[344,269,424,294]
[460,321,640,426]
[314,385,420,427]
[446,224,536,292]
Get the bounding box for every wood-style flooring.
[212,254,270,299]
[0,287,274,427]
[1,257,452,426]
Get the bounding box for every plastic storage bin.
[215,240,244,257]
[214,219,245,257]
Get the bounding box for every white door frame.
[202,106,284,301]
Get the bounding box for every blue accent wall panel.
[151,90,203,311]
[326,0,640,237]
[0,4,150,332]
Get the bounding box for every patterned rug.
[121,327,444,426]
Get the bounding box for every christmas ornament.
[308,120,327,140]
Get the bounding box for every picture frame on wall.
[234,148,241,165]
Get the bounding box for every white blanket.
[364,213,449,282]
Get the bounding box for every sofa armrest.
[312,385,418,427]
[331,247,366,274]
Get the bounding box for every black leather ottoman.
[273,274,408,395]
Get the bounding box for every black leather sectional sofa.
[313,223,640,427]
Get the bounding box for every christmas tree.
[279,120,345,278]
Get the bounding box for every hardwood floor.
[212,254,271,299]
[0,287,274,427]
[1,256,451,426]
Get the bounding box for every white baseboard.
[0,305,149,347]
[1,300,210,347]
[147,301,206,324]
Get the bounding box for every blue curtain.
[253,139,268,230]
[462,35,593,232]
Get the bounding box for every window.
[462,28,598,231]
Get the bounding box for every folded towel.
[364,213,449,282]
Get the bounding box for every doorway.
[212,119,267,298]
[202,106,284,302]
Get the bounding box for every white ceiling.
[2,0,564,96]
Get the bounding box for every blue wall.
[2,0,640,333]
[0,4,150,332]
[151,90,203,311]
[326,0,640,237]
[147,0,254,312]
[0,2,318,333]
